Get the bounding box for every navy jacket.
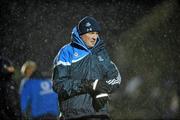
[53,26,121,119]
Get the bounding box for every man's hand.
[81,79,112,94]
[92,93,109,112]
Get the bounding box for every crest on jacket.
[74,52,79,57]
[98,56,104,61]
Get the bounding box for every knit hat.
[78,16,101,35]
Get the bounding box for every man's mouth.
[92,38,96,41]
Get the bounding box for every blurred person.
[52,16,121,120]
[19,60,59,120]
[0,56,21,119]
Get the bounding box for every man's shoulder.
[58,43,73,55]
[23,79,46,86]
[54,43,74,66]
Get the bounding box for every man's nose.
[92,37,97,40]
[92,35,97,39]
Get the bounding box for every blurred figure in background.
[19,60,59,120]
[0,56,21,120]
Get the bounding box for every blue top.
[20,78,59,117]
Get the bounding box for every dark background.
[0,0,179,119]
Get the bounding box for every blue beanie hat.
[78,16,101,35]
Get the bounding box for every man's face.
[81,32,99,48]
[25,67,34,77]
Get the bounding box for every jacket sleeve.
[101,49,121,93]
[52,64,88,101]
[52,47,89,101]
[105,61,121,93]
[20,81,31,113]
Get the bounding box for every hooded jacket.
[53,26,121,119]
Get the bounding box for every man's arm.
[91,50,121,111]
[52,65,93,101]
[93,50,121,94]
[20,81,30,114]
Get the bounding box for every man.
[0,56,21,120]
[19,60,59,120]
[53,16,121,120]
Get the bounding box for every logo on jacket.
[98,56,104,61]
[40,81,53,95]
[74,52,79,57]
